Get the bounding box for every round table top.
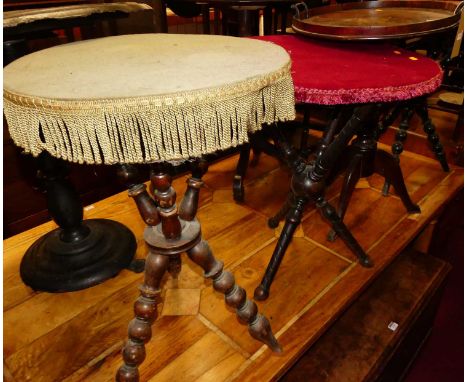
[254,35,443,105]
[3,34,295,165]
[4,34,290,100]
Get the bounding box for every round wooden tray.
[292,0,463,40]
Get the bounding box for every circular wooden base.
[20,219,137,292]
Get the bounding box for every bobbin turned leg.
[117,160,282,380]
[383,105,414,196]
[182,160,281,352]
[188,239,282,352]
[415,99,450,172]
[116,251,169,382]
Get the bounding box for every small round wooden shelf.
[292,0,463,40]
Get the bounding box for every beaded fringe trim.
[3,66,295,165]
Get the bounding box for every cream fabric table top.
[3,34,295,164]
[3,2,152,29]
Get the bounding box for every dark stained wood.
[280,249,450,382]
[292,0,463,40]
[117,161,281,380]
[3,146,463,382]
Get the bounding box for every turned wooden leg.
[267,191,294,228]
[415,100,450,172]
[255,198,307,301]
[116,251,169,382]
[316,197,372,267]
[383,105,414,196]
[374,150,421,214]
[233,143,251,203]
[188,239,282,353]
[327,154,363,242]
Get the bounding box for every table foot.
[189,239,282,353]
[20,219,136,292]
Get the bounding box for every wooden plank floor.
[3,145,463,382]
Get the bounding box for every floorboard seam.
[196,313,251,359]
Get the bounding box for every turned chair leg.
[255,198,307,301]
[374,150,421,213]
[327,154,363,242]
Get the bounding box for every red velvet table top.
[253,35,443,105]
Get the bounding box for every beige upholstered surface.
[3,2,152,28]
[4,34,290,99]
[3,34,295,164]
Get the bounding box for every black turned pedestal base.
[20,218,137,292]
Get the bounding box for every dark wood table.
[168,0,295,36]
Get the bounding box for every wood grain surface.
[3,145,463,382]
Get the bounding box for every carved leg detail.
[374,150,421,214]
[416,101,450,172]
[317,197,372,268]
[116,252,169,382]
[255,198,306,301]
[187,240,282,353]
[383,106,413,195]
[328,154,362,242]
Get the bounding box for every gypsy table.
[250,34,443,300]
[3,3,153,292]
[3,33,296,381]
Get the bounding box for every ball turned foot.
[267,217,280,229]
[254,285,269,301]
[116,365,139,382]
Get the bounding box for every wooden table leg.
[116,160,282,381]
[254,106,376,301]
